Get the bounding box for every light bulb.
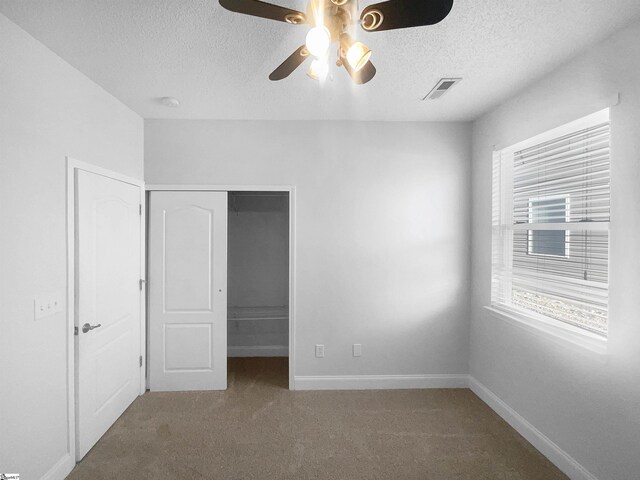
[307,58,329,81]
[305,26,331,58]
[346,41,372,72]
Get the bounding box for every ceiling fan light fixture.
[346,41,372,72]
[305,26,331,58]
[307,58,329,81]
[220,0,456,84]
[340,34,371,72]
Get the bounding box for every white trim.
[484,305,608,354]
[69,158,144,188]
[147,184,297,390]
[146,184,294,191]
[66,157,145,464]
[65,160,76,475]
[294,374,469,391]
[288,187,296,390]
[139,189,147,395]
[499,108,609,156]
[469,377,599,480]
[40,453,74,480]
[228,345,289,357]
[494,106,612,152]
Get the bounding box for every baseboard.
[294,374,469,391]
[228,345,289,357]
[40,452,74,480]
[468,377,598,480]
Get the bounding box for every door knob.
[82,323,102,333]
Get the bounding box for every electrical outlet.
[315,344,325,358]
[353,344,362,357]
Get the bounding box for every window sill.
[484,305,608,355]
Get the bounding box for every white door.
[148,192,228,391]
[76,170,142,460]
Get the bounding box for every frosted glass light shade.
[307,58,329,81]
[305,26,331,58]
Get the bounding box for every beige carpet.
[68,358,566,479]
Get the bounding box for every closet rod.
[229,193,289,197]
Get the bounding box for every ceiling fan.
[219,0,454,84]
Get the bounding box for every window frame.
[489,109,610,352]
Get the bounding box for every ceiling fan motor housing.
[306,0,357,42]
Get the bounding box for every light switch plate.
[315,344,325,358]
[353,344,362,357]
[34,295,62,320]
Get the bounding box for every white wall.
[470,20,640,480]
[145,120,472,381]
[0,14,143,480]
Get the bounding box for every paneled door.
[76,169,142,460]
[148,192,228,391]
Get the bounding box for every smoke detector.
[422,78,462,100]
[160,96,180,108]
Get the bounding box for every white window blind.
[491,110,610,336]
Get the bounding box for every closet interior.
[227,191,290,360]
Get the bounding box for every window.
[491,110,610,337]
[527,195,569,257]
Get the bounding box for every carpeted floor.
[68,357,567,479]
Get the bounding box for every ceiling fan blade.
[360,0,454,32]
[219,0,306,24]
[269,46,309,81]
[343,60,376,85]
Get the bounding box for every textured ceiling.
[1,0,640,121]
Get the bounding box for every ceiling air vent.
[422,78,462,100]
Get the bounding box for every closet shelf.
[228,306,289,321]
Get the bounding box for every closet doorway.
[227,191,290,388]
[146,186,295,391]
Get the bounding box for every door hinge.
[139,278,146,290]
[139,355,143,367]
[139,204,142,216]
[74,326,78,336]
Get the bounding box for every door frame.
[66,157,146,462]
[146,184,297,390]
